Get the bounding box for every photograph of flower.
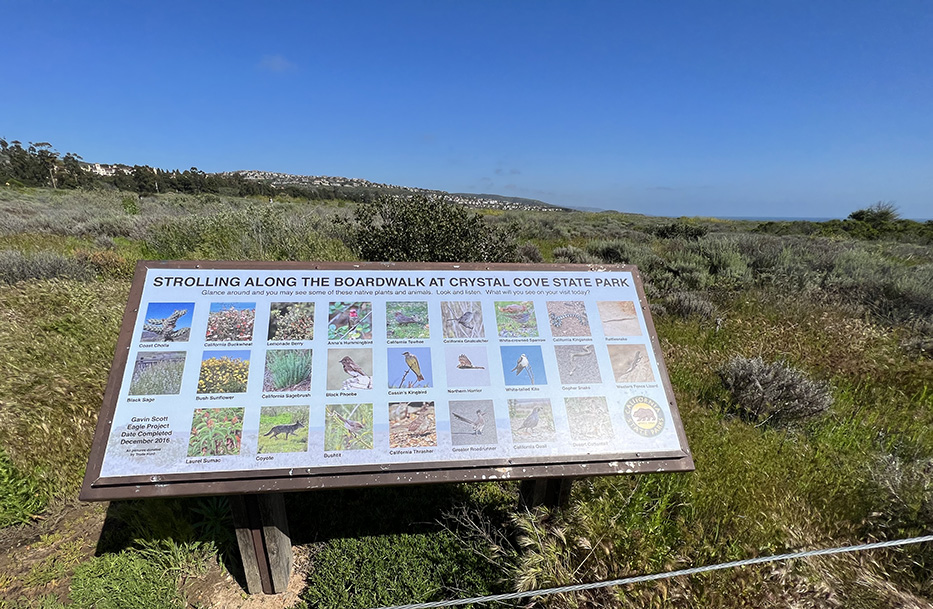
[187,407,244,456]
[205,302,256,342]
[268,302,315,341]
[197,350,250,394]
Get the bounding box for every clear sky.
[4,1,931,219]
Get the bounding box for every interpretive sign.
[81,261,693,500]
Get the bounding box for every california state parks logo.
[624,396,665,437]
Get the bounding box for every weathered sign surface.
[81,261,693,500]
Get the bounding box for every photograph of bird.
[403,351,424,382]
[452,409,485,435]
[517,406,541,432]
[331,409,365,435]
[457,353,484,369]
[499,303,527,314]
[408,407,433,435]
[512,353,530,376]
[340,355,367,378]
[329,306,358,329]
[394,311,420,325]
[454,310,474,329]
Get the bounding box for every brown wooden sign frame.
[81,261,693,501]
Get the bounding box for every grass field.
[0,186,930,608]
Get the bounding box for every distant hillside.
[1,138,568,212]
[449,192,571,211]
[224,170,566,212]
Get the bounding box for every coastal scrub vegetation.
[0,182,930,608]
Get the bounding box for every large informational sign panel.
[81,261,693,500]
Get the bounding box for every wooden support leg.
[519,477,574,510]
[230,493,293,594]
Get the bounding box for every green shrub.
[0,250,95,284]
[147,204,353,261]
[696,237,751,284]
[120,195,139,215]
[666,291,716,319]
[301,532,499,609]
[552,245,600,264]
[650,221,709,240]
[664,248,711,290]
[69,552,182,609]
[585,236,662,270]
[718,356,833,425]
[340,195,516,263]
[516,242,544,263]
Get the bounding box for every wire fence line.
[374,534,933,609]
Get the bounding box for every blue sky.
[4,1,931,219]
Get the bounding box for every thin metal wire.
[373,534,933,609]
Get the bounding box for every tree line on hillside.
[755,201,933,244]
[0,139,386,202]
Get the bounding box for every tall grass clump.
[718,356,834,425]
[0,450,49,527]
[0,279,127,496]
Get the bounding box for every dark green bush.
[650,221,709,240]
[340,195,515,263]
[302,532,499,609]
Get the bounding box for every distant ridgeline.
[0,138,565,212]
